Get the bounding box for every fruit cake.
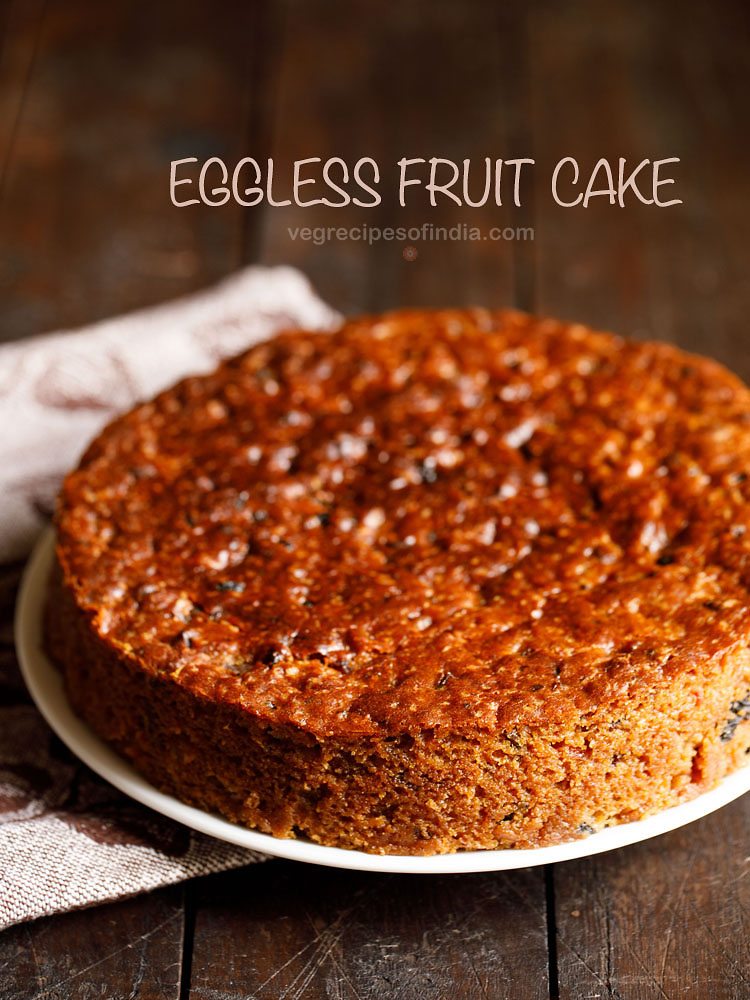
[45,308,750,854]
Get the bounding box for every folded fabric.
[1,267,340,928]
[0,702,263,929]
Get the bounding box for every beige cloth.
[1,267,340,929]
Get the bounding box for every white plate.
[15,526,750,874]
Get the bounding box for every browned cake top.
[56,309,750,737]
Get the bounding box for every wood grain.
[362,0,526,312]
[0,886,185,1000]
[528,0,750,375]
[258,0,526,313]
[553,798,750,1000]
[0,0,46,194]
[187,860,550,1000]
[0,0,255,343]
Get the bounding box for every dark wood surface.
[1,0,749,997]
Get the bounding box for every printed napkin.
[1,267,340,929]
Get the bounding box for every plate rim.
[15,525,750,875]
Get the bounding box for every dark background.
[2,0,749,997]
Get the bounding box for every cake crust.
[46,309,750,853]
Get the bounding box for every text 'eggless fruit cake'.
[45,308,750,854]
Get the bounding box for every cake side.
[45,556,750,854]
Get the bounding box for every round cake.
[46,308,750,854]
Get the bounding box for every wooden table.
[2,1,749,996]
